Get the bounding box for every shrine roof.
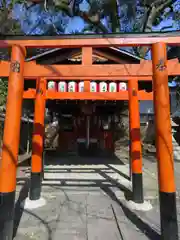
[26,47,142,64]
[0,31,179,40]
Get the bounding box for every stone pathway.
[14,154,180,240]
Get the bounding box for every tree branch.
[138,0,173,58]
[76,10,109,33]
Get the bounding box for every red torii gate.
[0,34,180,240]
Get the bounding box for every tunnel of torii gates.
[0,35,179,240]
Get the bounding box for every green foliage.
[53,0,73,16]
[0,78,8,107]
[0,0,23,35]
[0,78,7,144]
[174,77,180,107]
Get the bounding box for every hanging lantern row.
[47,81,127,92]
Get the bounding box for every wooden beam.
[138,90,153,100]
[0,45,26,240]
[152,41,178,240]
[36,49,80,64]
[128,78,143,202]
[23,89,153,100]
[46,91,129,100]
[0,59,179,78]
[16,58,180,77]
[23,89,36,98]
[93,49,127,63]
[71,52,107,62]
[46,90,153,100]
[82,47,92,65]
[0,32,180,47]
[82,47,92,91]
[23,76,152,80]
[30,77,46,200]
[23,76,152,81]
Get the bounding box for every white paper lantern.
[109,82,117,92]
[68,81,77,92]
[78,81,84,92]
[58,81,67,92]
[90,82,97,92]
[48,81,57,91]
[99,82,107,92]
[119,82,127,91]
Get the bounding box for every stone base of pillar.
[21,197,46,210]
[125,200,153,211]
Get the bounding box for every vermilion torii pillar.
[152,42,178,240]
[128,79,144,203]
[0,45,26,240]
[29,77,46,201]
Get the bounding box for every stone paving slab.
[14,186,159,240]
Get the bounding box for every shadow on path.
[101,185,160,240]
[13,178,53,240]
[13,179,30,238]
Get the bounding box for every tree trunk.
[44,120,60,148]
